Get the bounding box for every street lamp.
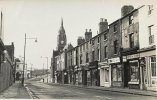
[22,33,37,86]
[41,56,49,83]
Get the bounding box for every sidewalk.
[48,83,157,97]
[0,81,31,99]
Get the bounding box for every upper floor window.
[83,44,85,51]
[97,49,100,61]
[86,53,89,63]
[104,46,108,58]
[80,46,82,53]
[80,54,82,64]
[129,15,133,25]
[92,51,95,61]
[151,56,156,77]
[97,37,100,43]
[148,5,153,15]
[92,40,94,45]
[104,34,107,41]
[148,25,154,44]
[114,24,118,32]
[114,40,118,54]
[129,33,134,48]
[86,43,88,50]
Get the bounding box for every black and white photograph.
[0,0,157,99]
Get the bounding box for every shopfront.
[99,61,110,87]
[125,53,140,89]
[89,61,100,86]
[108,57,123,87]
[139,48,157,91]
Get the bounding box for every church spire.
[61,17,63,27]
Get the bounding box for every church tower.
[57,18,67,52]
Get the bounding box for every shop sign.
[108,57,120,64]
[127,54,139,60]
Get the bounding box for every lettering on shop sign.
[127,54,139,60]
[108,57,120,64]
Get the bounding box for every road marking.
[95,96,112,99]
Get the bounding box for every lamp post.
[41,56,48,83]
[22,33,37,86]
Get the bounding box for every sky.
[0,0,154,70]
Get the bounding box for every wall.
[0,51,14,93]
[139,5,156,49]
[121,10,139,49]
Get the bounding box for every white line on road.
[95,96,112,99]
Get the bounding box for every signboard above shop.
[108,57,120,64]
[127,54,139,60]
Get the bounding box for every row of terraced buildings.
[51,5,157,91]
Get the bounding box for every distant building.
[51,18,69,83]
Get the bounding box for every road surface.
[25,80,157,100]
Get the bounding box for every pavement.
[0,81,31,99]
[47,83,157,97]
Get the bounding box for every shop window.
[151,56,156,77]
[130,61,139,81]
[105,68,109,82]
[112,65,122,82]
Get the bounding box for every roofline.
[109,5,144,26]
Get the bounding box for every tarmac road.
[25,80,157,100]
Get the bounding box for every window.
[86,43,88,50]
[92,40,94,45]
[80,54,82,64]
[129,15,133,25]
[92,51,95,61]
[83,44,85,51]
[151,56,156,77]
[97,37,100,43]
[80,46,82,53]
[105,68,109,82]
[114,24,118,32]
[114,40,118,54]
[148,25,154,44]
[104,34,107,41]
[129,33,134,48]
[130,61,139,81]
[112,65,122,82]
[86,53,89,63]
[97,49,100,60]
[148,5,153,15]
[104,46,108,58]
